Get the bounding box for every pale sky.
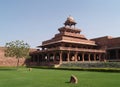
[0,0,120,48]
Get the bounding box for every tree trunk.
[17,58,20,69]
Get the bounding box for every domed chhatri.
[64,16,77,27]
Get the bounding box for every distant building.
[92,36,120,61]
[0,47,35,66]
[30,16,120,66]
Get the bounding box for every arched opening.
[55,53,60,61]
[84,54,89,61]
[43,54,48,62]
[34,55,38,62]
[100,54,105,61]
[70,52,75,61]
[90,54,94,61]
[96,54,99,61]
[62,52,67,61]
[38,54,43,62]
[49,53,54,62]
[77,53,82,61]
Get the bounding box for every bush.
[60,62,120,68]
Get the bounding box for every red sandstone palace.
[30,16,120,66]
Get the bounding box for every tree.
[4,40,30,68]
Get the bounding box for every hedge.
[60,62,120,68]
[30,66,120,73]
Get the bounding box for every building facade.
[92,36,120,62]
[30,16,117,66]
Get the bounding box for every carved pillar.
[103,53,106,62]
[67,51,70,62]
[60,51,62,64]
[47,53,50,62]
[88,53,91,61]
[53,52,56,63]
[94,54,96,61]
[99,54,101,61]
[82,53,84,62]
[75,52,78,62]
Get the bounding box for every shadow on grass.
[0,68,16,71]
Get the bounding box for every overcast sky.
[0,0,120,48]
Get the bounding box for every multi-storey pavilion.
[0,16,119,67]
[30,16,106,65]
[30,16,106,64]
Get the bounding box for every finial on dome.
[64,15,77,27]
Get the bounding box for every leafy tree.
[4,40,30,68]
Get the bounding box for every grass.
[0,68,120,87]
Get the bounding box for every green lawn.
[0,68,120,87]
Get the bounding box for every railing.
[59,47,105,53]
[42,47,106,53]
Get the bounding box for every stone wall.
[91,36,120,49]
[0,47,26,66]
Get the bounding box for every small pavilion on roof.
[64,15,77,27]
[30,16,106,66]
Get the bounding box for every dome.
[67,16,74,22]
[64,16,77,26]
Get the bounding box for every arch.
[62,52,67,61]
[84,54,89,61]
[38,54,43,62]
[70,52,75,61]
[55,53,60,61]
[100,53,106,61]
[90,54,94,61]
[43,53,48,62]
[49,53,54,62]
[96,54,99,61]
[77,53,82,61]
[34,55,38,62]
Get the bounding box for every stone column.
[47,53,50,62]
[53,52,56,62]
[67,51,70,62]
[75,52,78,62]
[94,54,96,61]
[103,53,106,62]
[99,54,101,61]
[88,53,91,61]
[82,53,84,62]
[60,51,62,64]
